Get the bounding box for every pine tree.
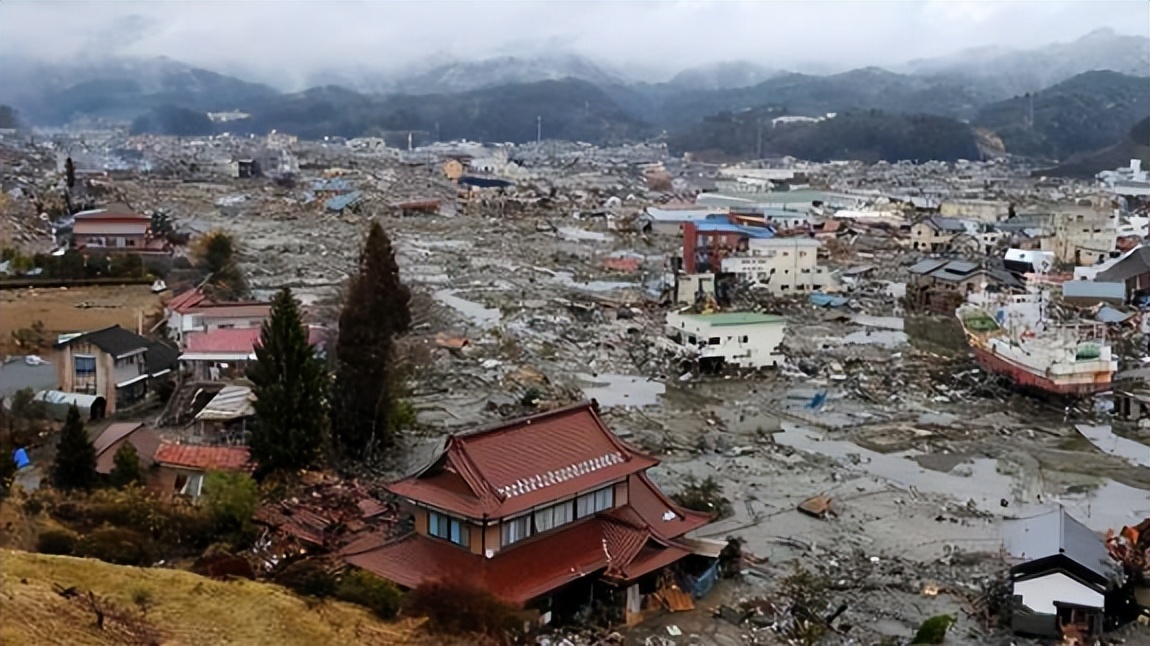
[331,222,411,455]
[65,157,76,190]
[247,287,329,476]
[0,410,18,499]
[51,405,97,491]
[109,442,143,488]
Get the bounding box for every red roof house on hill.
[343,402,714,622]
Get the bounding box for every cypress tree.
[247,287,328,476]
[51,405,97,491]
[65,157,76,190]
[109,442,143,488]
[331,222,411,455]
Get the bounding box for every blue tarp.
[809,293,848,308]
[13,448,30,469]
[324,191,363,212]
[806,391,828,410]
[459,176,512,189]
[692,222,775,238]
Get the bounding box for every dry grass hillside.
[0,549,427,646]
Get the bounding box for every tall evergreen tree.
[331,222,411,455]
[109,442,143,488]
[51,405,97,491]
[64,157,76,190]
[247,287,329,476]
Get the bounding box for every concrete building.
[939,199,1010,223]
[164,288,271,346]
[909,215,970,252]
[720,238,832,295]
[665,311,787,371]
[1052,208,1119,266]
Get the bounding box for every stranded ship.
[957,302,1118,398]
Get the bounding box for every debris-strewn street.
[2,128,1148,645]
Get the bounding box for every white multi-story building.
[720,238,832,294]
[665,311,787,370]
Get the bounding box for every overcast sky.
[2,0,1147,88]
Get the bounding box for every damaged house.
[343,402,717,625]
[1005,508,1120,641]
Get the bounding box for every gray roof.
[928,260,982,282]
[925,216,968,233]
[1096,305,1135,324]
[1003,508,1112,578]
[1096,247,1149,284]
[56,325,149,358]
[1062,281,1127,302]
[908,258,948,275]
[145,341,179,375]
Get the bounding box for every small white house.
[665,311,786,370]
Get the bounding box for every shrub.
[36,528,78,555]
[275,559,337,598]
[76,527,153,566]
[203,471,258,542]
[403,581,521,641]
[336,570,402,619]
[672,475,733,519]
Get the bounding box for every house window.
[501,515,532,546]
[429,511,470,547]
[576,487,615,518]
[127,239,136,247]
[708,337,720,345]
[739,335,748,343]
[175,473,204,497]
[534,501,574,533]
[74,355,97,394]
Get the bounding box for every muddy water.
[773,422,1150,532]
[577,373,665,407]
[432,289,501,327]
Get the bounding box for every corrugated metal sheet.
[195,385,256,421]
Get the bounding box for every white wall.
[665,314,786,369]
[1013,573,1104,614]
[721,238,830,294]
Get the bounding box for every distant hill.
[974,71,1150,160]
[908,28,1150,96]
[0,56,277,125]
[666,61,780,91]
[1033,118,1150,178]
[650,68,1005,128]
[383,53,627,95]
[210,78,652,144]
[668,109,981,163]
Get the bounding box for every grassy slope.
[0,549,426,646]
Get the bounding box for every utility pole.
[537,115,542,144]
[757,117,764,159]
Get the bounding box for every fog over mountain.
[2,0,1146,91]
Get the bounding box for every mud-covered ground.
[109,165,1150,645]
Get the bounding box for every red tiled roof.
[189,303,271,319]
[183,326,325,354]
[387,403,658,519]
[627,472,712,541]
[166,288,206,313]
[344,511,690,605]
[153,443,251,471]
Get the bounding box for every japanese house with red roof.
[163,287,272,346]
[71,203,168,253]
[150,442,251,497]
[178,326,326,381]
[343,402,717,625]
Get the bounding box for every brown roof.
[627,473,712,541]
[92,422,144,457]
[344,508,690,605]
[154,443,251,471]
[91,422,160,474]
[387,402,658,519]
